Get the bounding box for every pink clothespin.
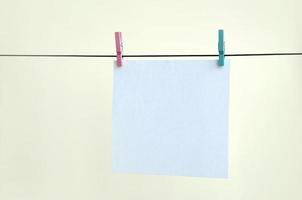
[115,32,123,67]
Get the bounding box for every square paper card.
[112,60,230,178]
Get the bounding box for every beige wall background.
[0,0,302,199]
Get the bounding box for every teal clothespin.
[218,29,225,66]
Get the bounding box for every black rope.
[226,53,302,57]
[0,54,115,57]
[0,53,301,58]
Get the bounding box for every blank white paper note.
[112,60,230,178]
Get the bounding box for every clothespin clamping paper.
[218,29,225,66]
[115,32,123,67]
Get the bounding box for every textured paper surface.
[112,60,230,178]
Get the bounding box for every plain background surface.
[0,0,302,199]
